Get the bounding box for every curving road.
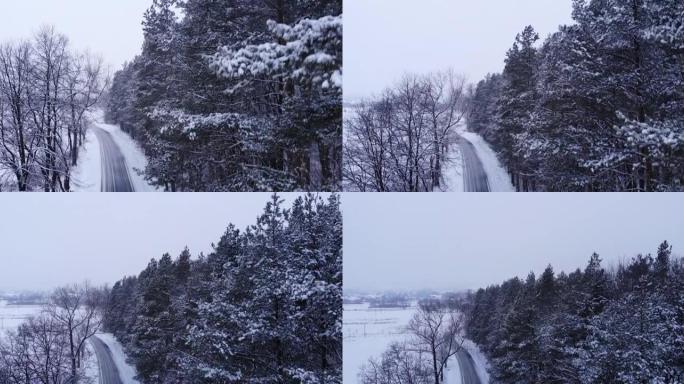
[458,136,490,192]
[456,349,482,384]
[92,127,134,192]
[90,336,123,384]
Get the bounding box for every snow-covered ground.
[93,118,158,192]
[441,126,513,193]
[72,128,102,192]
[0,300,43,332]
[83,340,100,384]
[73,110,158,192]
[439,140,465,192]
[343,302,490,384]
[1,109,156,192]
[344,303,417,384]
[96,333,140,384]
[1,301,99,383]
[444,354,463,384]
[0,169,13,191]
[460,131,515,192]
[462,339,491,383]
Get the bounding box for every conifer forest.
[463,241,684,382]
[344,0,684,192]
[0,1,342,192]
[103,194,342,383]
[105,0,342,191]
[1,193,342,384]
[2,1,684,384]
[467,0,684,191]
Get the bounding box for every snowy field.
[0,300,43,332]
[343,303,417,384]
[343,303,490,384]
[0,302,102,383]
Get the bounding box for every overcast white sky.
[344,0,575,101]
[0,193,312,292]
[344,193,684,293]
[0,0,152,71]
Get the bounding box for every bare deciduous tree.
[47,282,103,379]
[344,70,466,192]
[0,282,106,383]
[406,301,464,384]
[359,301,465,384]
[61,51,107,191]
[0,26,108,191]
[0,41,36,191]
[360,341,433,384]
[422,70,466,189]
[0,314,71,384]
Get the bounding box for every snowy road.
[456,349,482,384]
[458,136,490,192]
[90,336,123,384]
[92,127,134,192]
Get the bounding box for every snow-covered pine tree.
[104,1,343,191]
[467,73,503,143]
[495,26,540,191]
[463,242,684,383]
[286,194,343,382]
[491,272,540,383]
[129,254,180,383]
[102,193,343,383]
[210,14,343,190]
[468,0,684,191]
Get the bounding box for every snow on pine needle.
[211,15,342,92]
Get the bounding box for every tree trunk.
[70,334,77,378]
[432,346,439,384]
[309,142,323,190]
[433,136,441,189]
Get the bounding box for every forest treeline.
[103,193,342,383]
[0,27,107,191]
[343,71,467,191]
[463,241,684,383]
[105,0,342,192]
[467,0,684,191]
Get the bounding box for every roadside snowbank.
[71,128,102,192]
[96,333,140,384]
[88,111,157,192]
[439,143,464,192]
[462,339,490,383]
[83,339,100,384]
[460,132,514,192]
[444,354,464,384]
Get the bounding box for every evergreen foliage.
[105,1,342,191]
[103,193,342,383]
[467,0,684,191]
[463,241,684,383]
